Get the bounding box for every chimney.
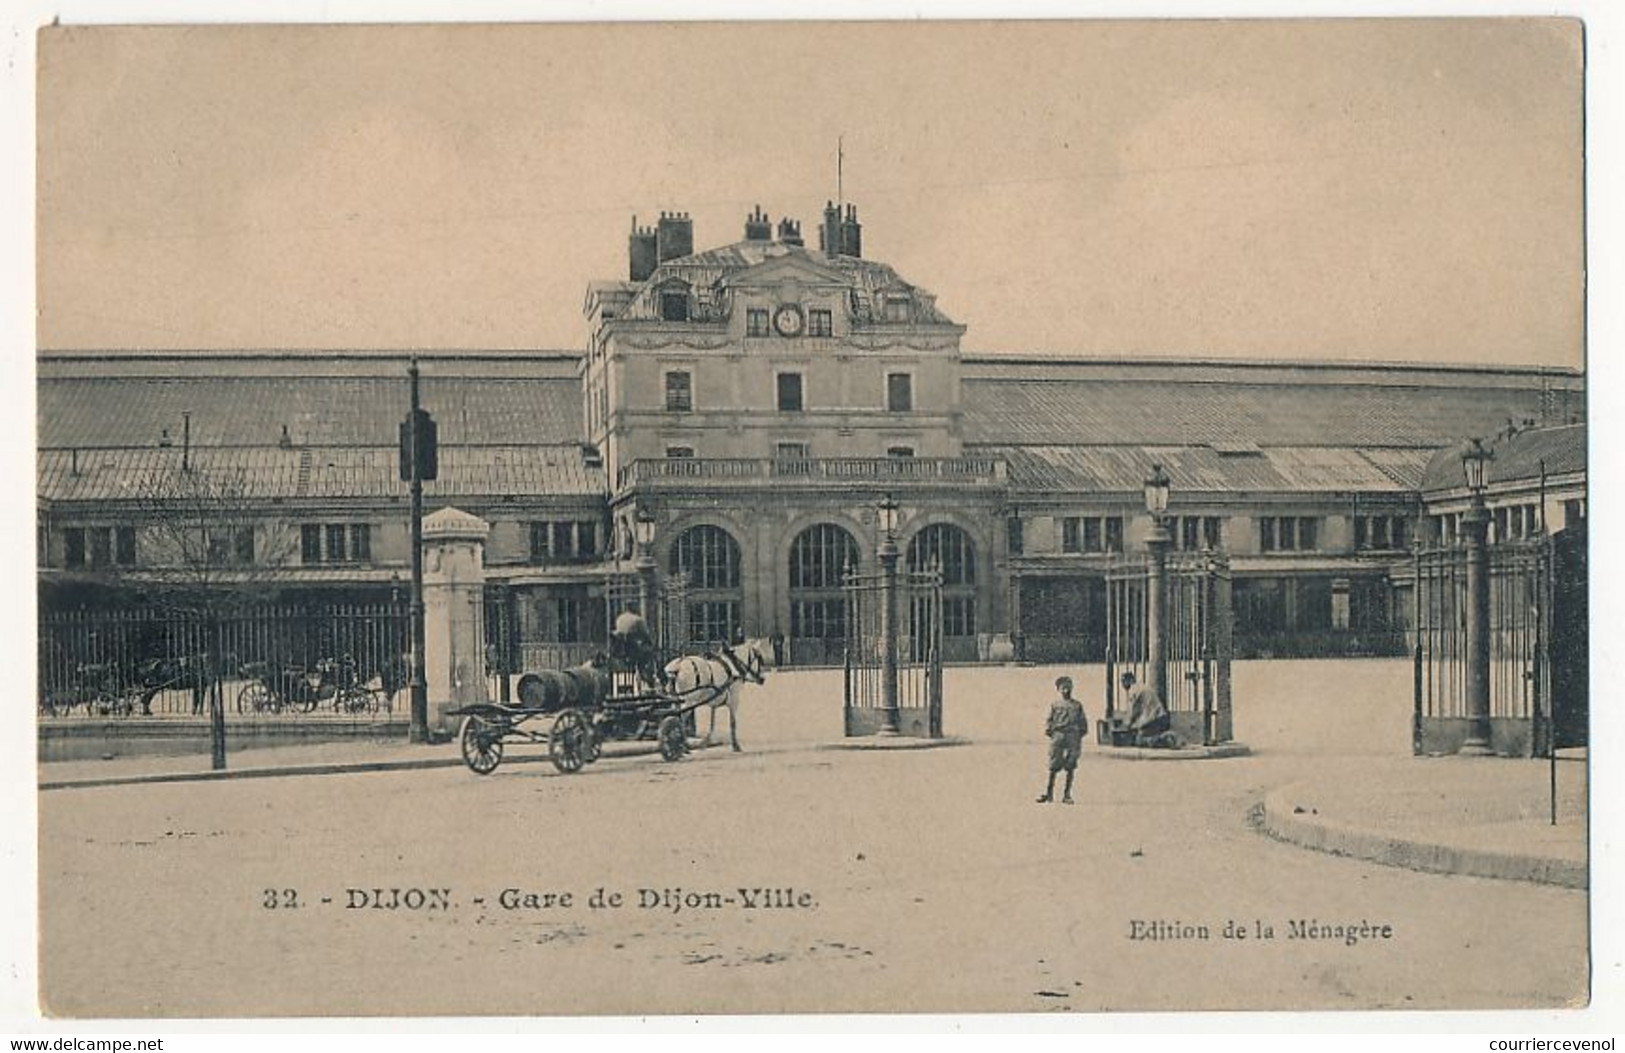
[777,217,803,247]
[841,203,863,258]
[744,205,771,241]
[278,424,293,449]
[656,211,693,263]
[628,216,658,282]
[820,200,841,257]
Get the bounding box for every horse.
[662,638,772,752]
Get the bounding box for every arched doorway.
[787,523,861,666]
[670,524,742,645]
[907,522,978,661]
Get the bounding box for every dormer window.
[661,291,690,322]
[746,308,770,337]
[884,296,911,323]
[808,308,833,337]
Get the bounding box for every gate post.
[422,507,490,740]
[878,528,901,736]
[1462,498,1494,755]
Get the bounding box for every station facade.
[36,202,1586,666]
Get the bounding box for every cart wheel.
[550,708,595,774]
[237,682,271,714]
[335,687,370,714]
[460,715,505,775]
[658,715,689,762]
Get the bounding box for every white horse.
[663,639,771,752]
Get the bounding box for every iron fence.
[39,603,409,718]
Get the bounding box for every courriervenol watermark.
[1489,1042,1615,1051]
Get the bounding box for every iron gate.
[1412,539,1554,756]
[842,567,944,737]
[1103,552,1233,745]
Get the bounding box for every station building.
[36,202,1586,666]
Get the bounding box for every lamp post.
[1143,463,1173,712]
[1461,437,1495,756]
[876,493,901,736]
[635,507,659,646]
[407,360,429,745]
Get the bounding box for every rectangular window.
[1082,517,1103,553]
[577,521,597,559]
[116,526,137,566]
[886,445,915,458]
[325,524,349,563]
[1104,517,1123,553]
[660,291,689,322]
[665,445,695,459]
[350,524,370,563]
[1061,517,1081,554]
[776,372,803,412]
[1007,517,1024,556]
[555,597,581,644]
[664,371,693,413]
[808,308,833,337]
[529,523,550,564]
[746,308,769,337]
[1371,516,1391,550]
[1298,518,1318,551]
[1181,517,1200,550]
[86,527,111,567]
[884,296,910,323]
[776,442,811,461]
[301,524,322,564]
[1203,516,1223,549]
[553,522,575,561]
[886,373,913,413]
[64,527,86,568]
[1262,516,1319,552]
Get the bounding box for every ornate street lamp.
[635,507,659,645]
[1460,438,1495,755]
[1143,463,1173,716]
[876,493,901,736]
[1143,462,1172,521]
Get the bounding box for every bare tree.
[121,454,299,768]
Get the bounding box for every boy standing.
[1038,675,1087,804]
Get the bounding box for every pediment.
[721,252,849,289]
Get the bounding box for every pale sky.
[36,19,1583,366]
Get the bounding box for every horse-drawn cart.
[449,664,699,775]
[448,638,770,775]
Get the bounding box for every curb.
[815,735,971,752]
[38,741,672,791]
[1259,782,1587,889]
[1094,742,1252,762]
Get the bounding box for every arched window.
[670,525,742,643]
[907,523,978,640]
[907,523,976,587]
[787,524,861,659]
[790,523,860,590]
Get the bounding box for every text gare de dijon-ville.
[1127,918,1396,947]
[260,886,817,915]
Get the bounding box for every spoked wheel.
[237,682,272,714]
[334,687,372,715]
[658,714,690,762]
[549,708,595,774]
[460,715,505,775]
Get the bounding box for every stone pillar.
[423,507,491,739]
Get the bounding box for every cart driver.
[610,610,664,689]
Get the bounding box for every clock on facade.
[773,304,805,337]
